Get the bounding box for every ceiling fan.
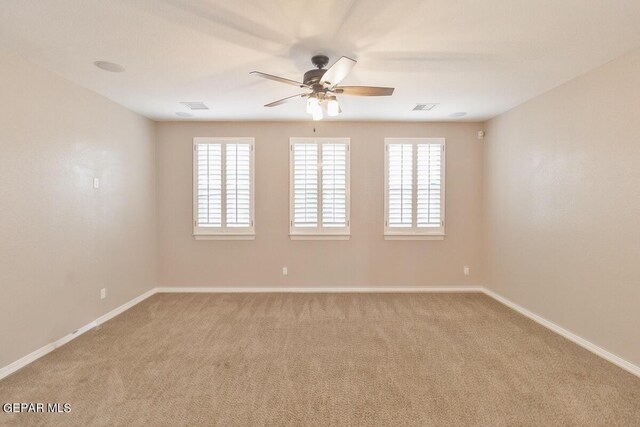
[250,55,394,120]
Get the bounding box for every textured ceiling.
[1,0,640,121]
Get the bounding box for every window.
[289,137,350,239]
[384,138,445,240]
[193,137,255,240]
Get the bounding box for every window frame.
[289,137,351,240]
[384,137,446,240]
[192,137,255,240]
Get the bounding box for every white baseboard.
[0,320,97,382]
[2,286,638,382]
[95,288,156,326]
[0,288,155,381]
[155,286,483,293]
[482,288,640,378]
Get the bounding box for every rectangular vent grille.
[412,103,438,111]
[181,101,209,110]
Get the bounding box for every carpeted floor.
[0,293,638,426]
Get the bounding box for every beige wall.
[0,50,157,367]
[483,48,640,366]
[157,121,484,288]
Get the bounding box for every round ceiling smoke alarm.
[94,61,125,72]
[449,112,467,118]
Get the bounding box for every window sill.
[290,234,351,241]
[194,234,255,241]
[384,234,445,241]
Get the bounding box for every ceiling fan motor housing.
[304,55,330,86]
[303,68,326,86]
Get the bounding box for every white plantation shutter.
[385,138,445,238]
[417,144,442,228]
[193,137,255,238]
[196,143,222,227]
[387,143,413,228]
[290,138,350,237]
[226,143,252,227]
[322,143,347,228]
[292,142,319,227]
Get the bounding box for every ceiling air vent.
[180,102,209,110]
[412,103,438,111]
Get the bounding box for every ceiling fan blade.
[320,56,356,87]
[264,93,309,107]
[250,71,310,88]
[333,86,395,96]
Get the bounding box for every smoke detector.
[94,61,125,72]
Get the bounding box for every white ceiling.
[1,0,640,122]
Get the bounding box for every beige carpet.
[0,293,638,426]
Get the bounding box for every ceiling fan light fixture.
[306,96,319,114]
[312,105,323,121]
[327,98,340,116]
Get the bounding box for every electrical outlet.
[93,178,100,189]
[282,267,288,276]
[463,266,470,276]
[100,288,106,299]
